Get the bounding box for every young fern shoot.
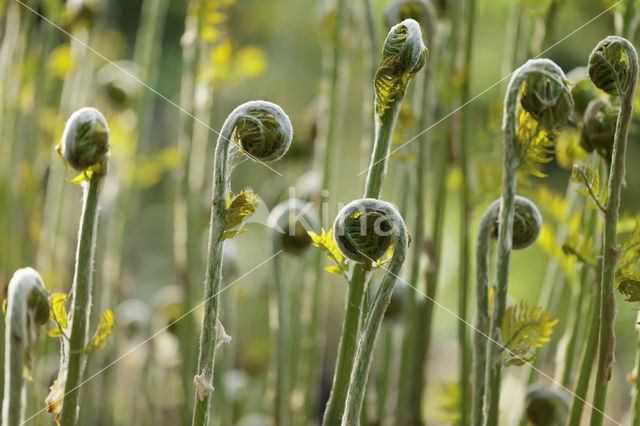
[472,195,542,426]
[334,199,408,425]
[587,36,638,426]
[322,19,426,425]
[49,107,111,426]
[267,199,318,426]
[2,268,50,426]
[192,101,292,426]
[487,59,572,426]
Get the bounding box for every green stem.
[2,268,49,426]
[590,41,638,426]
[567,255,601,426]
[561,207,598,387]
[632,313,640,424]
[342,207,408,424]
[622,0,637,40]
[406,135,448,423]
[323,57,406,426]
[375,328,393,424]
[485,65,523,426]
[273,253,290,425]
[472,202,499,426]
[458,1,475,423]
[59,172,103,426]
[322,265,367,425]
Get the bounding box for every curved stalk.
[2,268,49,426]
[472,202,499,426]
[589,36,638,426]
[485,59,572,426]
[322,19,427,425]
[328,199,408,424]
[192,101,292,426]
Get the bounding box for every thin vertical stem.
[590,42,638,426]
[59,173,103,426]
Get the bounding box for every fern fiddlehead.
[2,268,49,426]
[192,101,292,426]
[267,199,318,425]
[588,36,638,426]
[53,107,110,426]
[331,199,407,424]
[366,18,427,197]
[486,59,572,426]
[322,19,426,426]
[473,195,542,426]
[579,98,617,167]
[524,384,570,426]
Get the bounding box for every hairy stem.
[632,312,640,425]
[458,1,475,423]
[59,172,103,426]
[343,254,407,424]
[472,204,498,426]
[590,42,638,426]
[2,268,49,426]
[485,68,522,426]
[273,253,290,425]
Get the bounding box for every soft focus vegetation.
[3,0,640,425]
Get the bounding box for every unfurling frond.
[616,271,640,302]
[501,300,558,366]
[308,228,350,276]
[570,163,608,212]
[222,190,260,240]
[516,110,556,177]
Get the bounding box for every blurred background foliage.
[2,0,640,424]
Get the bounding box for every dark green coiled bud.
[334,199,405,266]
[57,107,110,173]
[518,59,574,130]
[579,98,617,161]
[230,101,293,162]
[375,19,428,117]
[268,199,319,256]
[489,195,542,250]
[588,36,633,96]
[524,384,569,426]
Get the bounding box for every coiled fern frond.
[374,19,427,117]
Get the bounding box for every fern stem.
[485,59,525,426]
[2,268,49,426]
[322,96,403,426]
[59,172,103,426]
[458,1,475,423]
[192,101,292,426]
[631,312,640,424]
[590,38,638,426]
[337,201,408,424]
[472,202,499,426]
[272,254,290,425]
[567,251,601,426]
[560,206,598,387]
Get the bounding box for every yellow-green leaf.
[222,228,248,241]
[50,293,68,330]
[224,190,259,232]
[308,228,349,275]
[324,266,343,275]
[80,309,114,354]
[502,300,558,366]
